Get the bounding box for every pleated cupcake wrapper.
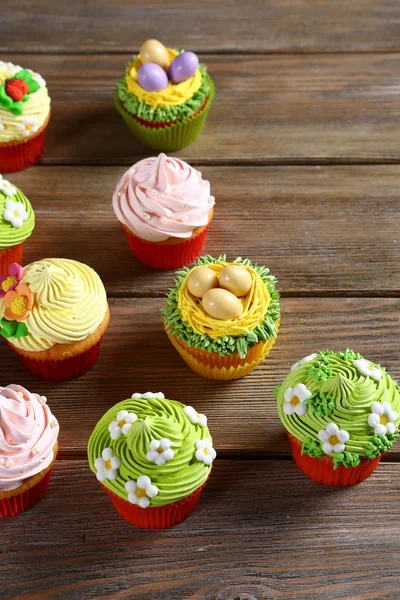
[101,476,209,530]
[115,78,215,151]
[0,125,47,173]
[0,243,23,273]
[7,337,103,382]
[166,327,279,380]
[121,222,211,270]
[0,468,53,518]
[287,432,382,487]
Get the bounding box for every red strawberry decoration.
[5,78,29,102]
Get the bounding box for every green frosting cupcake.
[0,176,34,250]
[276,349,400,468]
[87,392,215,508]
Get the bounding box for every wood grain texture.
[5,53,400,165]
[2,459,400,600]
[2,0,400,54]
[2,296,400,458]
[10,165,400,296]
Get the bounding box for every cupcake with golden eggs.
[0,384,59,517]
[88,391,215,529]
[113,153,215,269]
[0,176,35,272]
[162,255,280,380]
[115,40,214,151]
[0,61,50,172]
[0,258,110,381]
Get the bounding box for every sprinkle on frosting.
[113,154,214,242]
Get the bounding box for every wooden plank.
[2,459,400,599]
[2,1,400,54]
[10,165,400,296]
[2,296,400,458]
[6,53,400,166]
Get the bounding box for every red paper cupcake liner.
[0,127,47,173]
[0,243,23,273]
[101,479,208,529]
[122,222,211,270]
[8,338,103,382]
[0,468,53,518]
[287,432,382,487]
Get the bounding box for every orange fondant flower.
[4,283,34,322]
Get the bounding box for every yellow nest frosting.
[126,49,202,109]
[178,262,270,339]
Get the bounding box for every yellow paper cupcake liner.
[166,319,280,380]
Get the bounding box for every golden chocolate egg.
[187,267,219,298]
[140,39,170,70]
[219,265,252,297]
[202,288,243,320]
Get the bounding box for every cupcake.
[162,255,280,380]
[113,154,214,270]
[0,61,50,172]
[0,258,110,381]
[0,384,59,517]
[0,176,34,272]
[88,392,215,529]
[115,39,214,151]
[275,349,400,487]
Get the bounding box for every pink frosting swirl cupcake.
[0,384,59,517]
[113,153,215,269]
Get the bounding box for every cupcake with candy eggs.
[0,384,59,517]
[115,39,214,150]
[113,153,214,269]
[0,258,110,381]
[275,349,400,486]
[162,255,280,380]
[0,61,51,172]
[88,392,216,529]
[0,175,34,272]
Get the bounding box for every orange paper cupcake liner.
[287,432,382,487]
[101,477,209,530]
[0,243,23,273]
[0,467,53,518]
[166,320,279,380]
[0,119,49,173]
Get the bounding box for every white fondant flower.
[195,439,216,465]
[291,353,318,371]
[108,410,137,440]
[0,62,22,76]
[146,438,175,466]
[27,69,46,87]
[318,423,350,454]
[94,448,121,482]
[0,177,16,196]
[3,200,28,228]
[368,401,398,435]
[183,405,207,427]
[283,383,312,416]
[131,392,165,399]
[353,358,382,382]
[17,117,39,138]
[125,475,159,508]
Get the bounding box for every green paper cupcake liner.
[115,78,215,151]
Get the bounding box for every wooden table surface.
[2,2,400,599]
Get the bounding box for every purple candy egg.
[168,52,199,84]
[138,63,168,92]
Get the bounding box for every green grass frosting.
[0,181,35,250]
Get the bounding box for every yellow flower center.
[203,449,209,456]
[329,435,339,446]
[136,487,147,498]
[4,182,10,188]
[118,419,126,427]
[157,447,164,454]
[13,209,20,217]
[380,415,389,426]
[105,459,112,469]
[25,124,33,131]
[291,396,300,406]
[10,295,28,316]
[1,275,17,293]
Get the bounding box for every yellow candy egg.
[187,267,219,298]
[219,265,252,297]
[140,39,170,70]
[202,288,243,320]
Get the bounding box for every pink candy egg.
[138,63,168,92]
[168,52,199,84]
